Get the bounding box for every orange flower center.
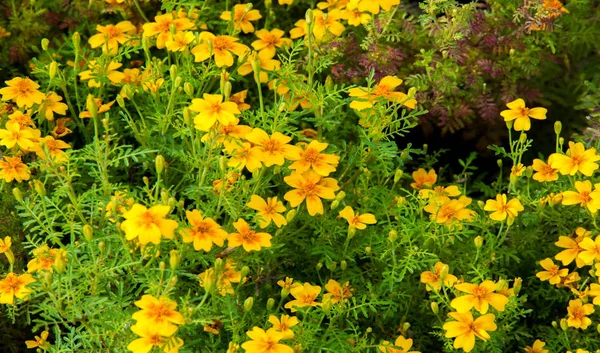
[571,308,585,320]
[262,33,279,46]
[547,265,560,276]
[263,139,282,153]
[210,102,223,115]
[373,84,392,97]
[241,229,257,242]
[571,155,584,166]
[300,293,317,304]
[518,107,530,117]
[15,80,35,95]
[302,182,318,196]
[2,274,21,291]
[140,211,158,226]
[105,26,120,38]
[302,148,320,163]
[195,221,213,234]
[264,339,276,350]
[543,165,556,175]
[212,37,231,52]
[472,286,489,298]
[148,333,164,346]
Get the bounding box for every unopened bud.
[388,229,398,242]
[174,76,182,88]
[525,166,533,178]
[330,200,340,210]
[347,226,356,239]
[497,159,502,168]
[224,82,232,100]
[519,133,527,144]
[506,120,514,130]
[394,169,403,183]
[551,321,557,328]
[513,277,522,295]
[142,36,151,56]
[402,322,411,333]
[266,298,275,311]
[340,260,347,271]
[474,236,483,248]
[143,176,150,186]
[335,191,346,201]
[184,82,194,96]
[325,76,334,90]
[33,180,46,197]
[83,224,93,241]
[170,249,180,270]
[54,250,67,274]
[98,241,105,252]
[430,302,439,314]
[183,107,193,126]
[305,9,313,24]
[12,188,23,202]
[161,190,169,204]
[244,296,254,312]
[560,318,568,331]
[330,261,337,272]
[554,121,562,135]
[219,156,227,172]
[72,32,81,50]
[365,246,371,254]
[86,95,98,119]
[41,38,49,51]
[400,151,409,161]
[169,65,177,80]
[496,279,508,292]
[322,298,333,313]
[155,155,165,175]
[159,261,166,272]
[422,144,428,153]
[407,87,416,99]
[559,137,564,145]
[240,266,250,279]
[316,262,323,271]
[44,272,53,287]
[286,209,296,222]
[477,200,485,210]
[49,61,58,80]
[439,264,449,280]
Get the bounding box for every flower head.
[143,13,194,49]
[241,327,293,353]
[190,94,240,131]
[245,128,301,167]
[287,141,340,176]
[191,32,250,67]
[127,324,183,353]
[531,156,559,182]
[220,4,262,34]
[246,195,287,228]
[0,121,37,151]
[39,92,68,121]
[88,21,136,54]
[338,206,376,229]
[268,315,298,339]
[535,258,568,285]
[121,204,178,245]
[561,180,600,213]
[0,272,35,304]
[0,77,45,108]
[132,295,185,335]
[420,262,457,291]
[500,98,547,131]
[349,76,416,110]
[252,29,291,57]
[25,331,51,350]
[284,282,321,312]
[450,280,509,314]
[0,156,30,183]
[284,170,340,216]
[378,335,420,353]
[410,168,437,189]
[443,312,496,353]
[180,210,227,251]
[555,228,589,267]
[523,339,548,353]
[484,194,524,224]
[227,218,272,252]
[550,141,600,176]
[323,279,352,305]
[567,299,594,329]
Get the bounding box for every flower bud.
[559,137,564,145]
[335,191,346,201]
[33,180,46,198]
[325,75,334,90]
[305,9,313,24]
[422,144,428,153]
[513,277,522,295]
[224,82,232,101]
[497,159,502,168]
[407,87,417,99]
[155,155,166,175]
[322,298,333,313]
[4,249,14,265]
[330,200,340,210]
[184,82,194,97]
[597,323,600,334]
[286,209,296,222]
[519,133,527,144]
[244,297,254,312]
[365,246,371,254]
[54,250,67,274]
[240,266,250,279]
[98,241,105,252]
[143,176,150,186]
[477,200,485,210]
[161,190,169,204]
[316,262,323,271]
[402,322,411,333]
[170,249,180,270]
[400,151,409,161]
[174,76,182,89]
[12,188,23,202]
[44,272,53,287]
[183,107,193,125]
[388,229,398,242]
[49,61,58,80]
[278,102,287,112]
[554,121,562,135]
[474,236,483,248]
[86,95,98,119]
[430,302,439,314]
[329,261,337,272]
[506,120,514,130]
[438,264,449,280]
[525,166,533,178]
[266,298,276,311]
[41,38,49,51]
[560,318,568,331]
[394,169,403,183]
[142,36,151,56]
[169,65,177,81]
[347,226,356,239]
[551,321,557,328]
[83,224,93,241]
[169,276,177,287]
[159,261,166,272]
[340,260,347,271]
[72,32,81,50]
[496,279,508,292]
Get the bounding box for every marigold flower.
[311,9,345,40]
[588,283,600,306]
[246,195,287,228]
[500,98,547,131]
[190,93,240,131]
[132,295,185,335]
[205,118,252,147]
[127,324,183,353]
[25,330,51,350]
[32,136,71,163]
[531,156,559,182]
[0,121,37,150]
[342,3,372,26]
[349,76,416,110]
[199,259,243,296]
[561,180,600,213]
[252,29,291,57]
[419,185,461,201]
[191,32,250,67]
[567,299,594,329]
[0,77,45,108]
[323,279,352,304]
[279,0,293,4]
[450,280,509,314]
[268,315,298,339]
[287,140,340,176]
[555,229,588,267]
[423,196,475,228]
[284,282,321,312]
[578,235,600,265]
[410,168,437,189]
[378,335,420,353]
[143,13,194,49]
[523,339,548,353]
[180,210,227,251]
[8,110,35,128]
[241,327,293,353]
[0,156,30,183]
[26,245,58,273]
[277,277,300,292]
[38,92,68,121]
[229,90,251,111]
[289,19,309,39]
[0,272,35,304]
[535,258,568,285]
[550,141,600,176]
[105,191,134,222]
[237,51,281,83]
[443,312,496,353]
[220,4,262,34]
[78,61,125,88]
[246,128,301,167]
[228,218,272,252]
[420,261,457,291]
[317,0,349,10]
[226,142,263,172]
[121,204,178,245]
[88,21,136,54]
[165,31,195,52]
[338,206,376,229]
[52,118,73,138]
[284,170,340,216]
[484,194,524,224]
[359,0,400,14]
[0,236,14,264]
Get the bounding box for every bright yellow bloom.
[226,142,263,172]
[8,110,35,129]
[566,350,589,353]
[121,204,178,245]
[277,277,300,292]
[578,235,600,265]
[32,136,71,163]
[204,118,252,147]
[523,339,548,353]
[246,195,287,228]
[78,61,125,87]
[317,0,350,9]
[79,98,114,119]
[311,9,345,40]
[359,0,400,14]
[284,170,340,216]
[38,92,68,121]
[279,0,293,4]
[484,194,524,224]
[165,31,195,52]
[549,141,600,176]
[284,282,321,312]
[252,29,291,57]
[241,327,293,353]
[443,312,496,353]
[245,128,301,167]
[535,258,568,285]
[127,324,183,353]
[410,168,437,189]
[132,295,185,334]
[500,98,547,131]
[26,245,58,273]
[268,315,298,339]
[190,93,241,131]
[419,185,461,201]
[588,283,600,306]
[198,259,243,296]
[143,13,194,49]
[192,32,250,67]
[555,228,589,267]
[25,330,51,350]
[289,19,309,39]
[343,2,372,26]
[0,236,14,264]
[180,210,227,251]
[420,261,457,291]
[229,90,251,111]
[0,77,45,108]
[88,21,136,54]
[0,272,35,304]
[323,279,352,304]
[349,76,416,110]
[287,141,340,176]
[423,196,475,228]
[0,121,37,150]
[237,50,281,83]
[338,206,376,229]
[378,335,420,353]
[567,299,594,329]
[220,4,262,34]
[450,281,509,314]
[0,156,30,182]
[531,156,558,182]
[561,180,600,213]
[228,218,272,252]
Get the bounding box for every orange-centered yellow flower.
[241,327,293,353]
[358,0,400,14]
[567,299,594,329]
[338,206,376,229]
[0,121,37,150]
[180,210,227,251]
[245,128,300,167]
[311,9,345,40]
[127,324,183,353]
[284,282,321,312]
[0,272,35,304]
[410,168,437,189]
[220,4,262,34]
[531,156,559,182]
[165,31,195,52]
[484,194,524,224]
[323,279,352,304]
[25,330,51,350]
[524,339,548,353]
[190,94,241,131]
[443,312,497,353]
[420,261,457,291]
[78,61,125,88]
[555,228,589,268]
[349,76,416,110]
[268,314,298,340]
[550,141,600,176]
[121,204,178,245]
[0,236,14,264]
[237,50,281,83]
[251,29,291,57]
[246,195,287,228]
[450,280,509,314]
[32,136,71,163]
[191,32,250,67]
[0,156,30,183]
[88,21,136,54]
[500,98,547,131]
[39,92,68,121]
[284,170,340,216]
[132,295,185,334]
[578,235,600,265]
[287,141,340,176]
[561,180,600,213]
[142,13,194,49]
[536,258,568,285]
[378,335,420,353]
[0,77,45,108]
[228,218,272,252]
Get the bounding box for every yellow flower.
[284,282,321,312]
[245,128,301,167]
[555,228,589,267]
[268,315,298,339]
[531,156,558,182]
[0,121,37,150]
[277,277,300,292]
[246,195,287,228]
[338,206,376,229]
[419,185,461,201]
[229,90,251,111]
[241,327,293,353]
[523,339,548,353]
[500,98,547,131]
[226,142,263,172]
[251,29,291,57]
[420,261,457,291]
[143,13,194,49]
[227,218,272,252]
[359,0,400,14]
[142,78,165,93]
[0,272,36,304]
[192,32,250,67]
[450,281,509,314]
[287,140,340,176]
[180,210,227,251]
[483,194,524,224]
[25,330,51,350]
[121,204,179,245]
[0,156,30,183]
[410,168,437,189]
[323,279,352,304]
[32,136,71,163]
[378,335,420,353]
[311,9,345,41]
[423,196,475,228]
[105,191,134,222]
[342,2,372,26]
[567,299,594,329]
[549,141,600,176]
[165,31,195,52]
[237,50,281,83]
[199,260,243,296]
[38,92,68,121]
[220,4,262,34]
[349,76,416,110]
[204,118,252,147]
[279,0,293,4]
[535,258,568,285]
[88,21,136,54]
[0,77,45,108]
[8,110,35,129]
[443,312,496,353]
[561,180,600,213]
[284,170,340,216]
[588,283,600,306]
[127,324,183,353]
[317,0,350,10]
[578,235,600,265]
[132,295,185,334]
[78,61,125,88]
[0,236,14,264]
[290,19,309,39]
[190,93,241,131]
[79,99,115,119]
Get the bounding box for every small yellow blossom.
[268,315,298,339]
[88,21,136,54]
[241,327,293,353]
[0,77,45,108]
[0,156,30,183]
[378,335,420,353]
[284,170,340,216]
[443,311,496,353]
[450,280,509,314]
[535,258,568,285]
[561,180,600,213]
[500,98,547,131]
[220,4,262,34]
[246,195,287,228]
[0,272,36,304]
[567,299,594,329]
[227,218,272,252]
[338,206,376,229]
[180,210,227,251]
[420,262,457,291]
[284,282,321,312]
[121,204,178,245]
[484,194,524,224]
[410,168,437,189]
[550,141,600,176]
